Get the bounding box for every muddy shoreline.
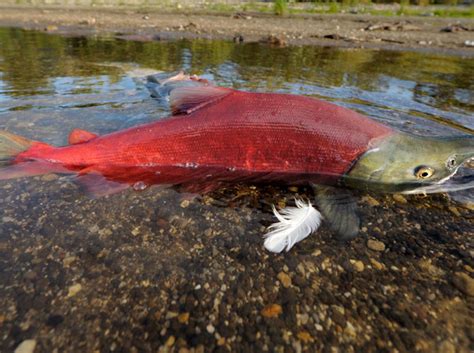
[1,5,474,56]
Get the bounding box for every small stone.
[261,304,282,318]
[370,258,384,270]
[439,340,455,353]
[288,186,298,192]
[14,339,36,353]
[452,272,474,296]
[165,336,175,347]
[63,256,76,267]
[206,324,215,334]
[362,195,380,206]
[277,272,292,288]
[24,271,37,280]
[344,322,356,338]
[180,199,190,208]
[67,283,82,297]
[178,312,190,324]
[165,311,178,319]
[393,194,407,204]
[297,331,313,343]
[448,206,461,217]
[367,239,385,252]
[131,227,140,236]
[41,173,58,181]
[46,314,64,327]
[419,260,445,277]
[350,260,364,272]
[217,337,226,346]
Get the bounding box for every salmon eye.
[414,166,434,179]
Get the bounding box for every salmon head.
[345,132,474,194]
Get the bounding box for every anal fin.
[75,173,129,198]
[312,184,360,240]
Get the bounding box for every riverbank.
[0,4,473,56]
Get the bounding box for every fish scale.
[15,89,394,187]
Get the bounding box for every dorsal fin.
[68,129,98,145]
[170,86,232,115]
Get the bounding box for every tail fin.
[0,130,34,166]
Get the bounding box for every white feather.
[264,199,322,253]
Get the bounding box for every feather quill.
[264,199,322,253]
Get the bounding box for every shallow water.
[0,27,473,353]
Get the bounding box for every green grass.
[274,0,288,16]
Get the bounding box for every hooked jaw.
[344,132,474,194]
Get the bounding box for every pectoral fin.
[311,184,360,240]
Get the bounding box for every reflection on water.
[0,28,473,134]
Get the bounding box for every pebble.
[345,322,356,338]
[165,311,178,319]
[14,340,36,353]
[178,312,190,324]
[296,331,313,343]
[452,272,474,296]
[370,258,384,270]
[41,173,58,181]
[63,256,77,267]
[393,194,407,204]
[362,195,380,206]
[180,199,190,208]
[448,206,461,217]
[367,239,385,252]
[261,304,282,318]
[350,260,365,272]
[277,272,292,288]
[165,335,175,347]
[206,324,215,334]
[67,283,82,297]
[439,340,456,353]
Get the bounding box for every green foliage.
[274,0,288,16]
[328,1,341,13]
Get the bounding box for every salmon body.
[1,75,472,251]
[14,88,394,193]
